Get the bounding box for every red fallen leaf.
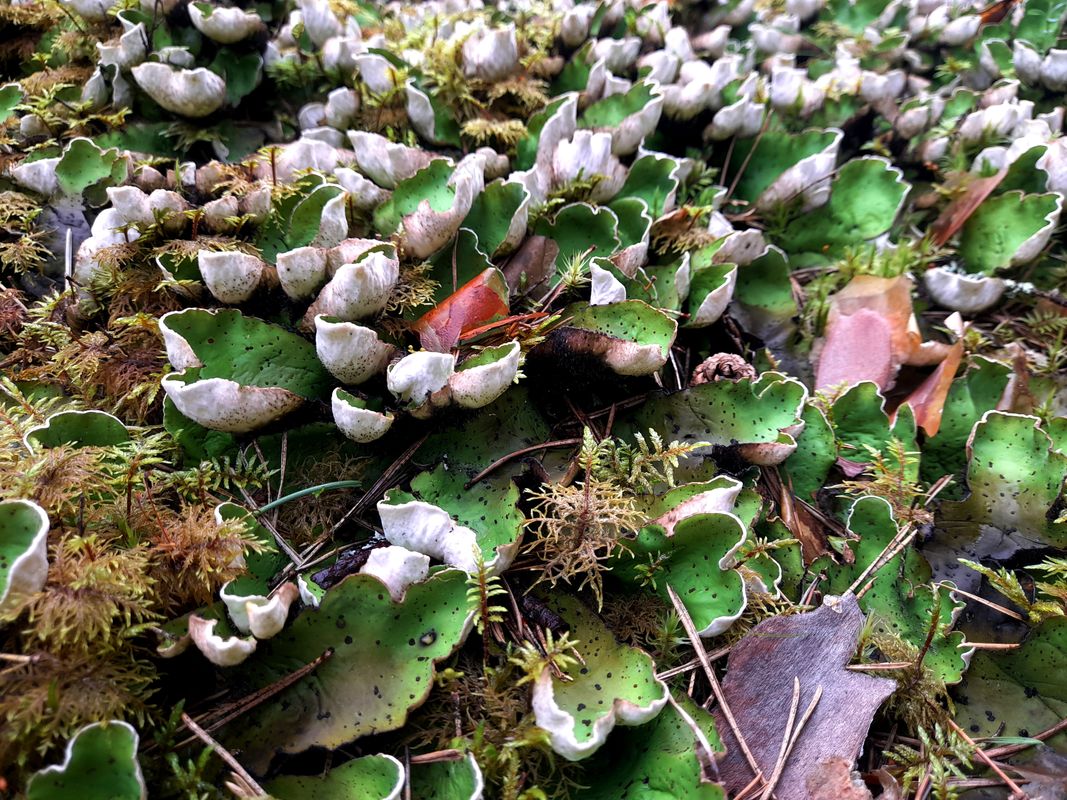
[413,268,509,352]
[929,169,1006,248]
[815,307,895,390]
[898,313,965,436]
[978,0,1020,28]
[815,275,953,391]
[713,595,896,800]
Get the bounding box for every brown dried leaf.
[763,468,835,563]
[1010,747,1067,799]
[805,760,905,800]
[930,170,1006,248]
[805,757,874,800]
[712,595,896,800]
[501,235,558,298]
[898,313,966,436]
[997,341,1035,414]
[978,0,1020,25]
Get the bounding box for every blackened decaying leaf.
[310,535,389,590]
[712,594,896,800]
[519,592,566,635]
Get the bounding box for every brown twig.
[759,676,801,800]
[946,585,1026,621]
[666,692,720,782]
[666,584,763,783]
[181,713,265,797]
[845,661,915,671]
[982,716,1067,759]
[409,749,465,764]
[464,438,582,488]
[945,716,1030,799]
[655,646,731,679]
[403,746,412,800]
[298,434,427,566]
[759,682,823,800]
[183,649,333,741]
[724,112,772,205]
[847,523,917,597]
[962,641,1022,650]
[238,484,302,565]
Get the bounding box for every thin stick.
[403,747,412,800]
[945,717,1029,799]
[846,524,917,596]
[720,133,738,200]
[947,585,1025,622]
[759,677,801,800]
[566,397,600,440]
[800,571,824,605]
[464,438,581,488]
[788,686,822,751]
[182,713,264,797]
[299,434,427,565]
[224,772,266,800]
[409,749,465,764]
[915,769,932,800]
[962,641,1022,651]
[724,112,771,205]
[667,693,719,776]
[655,646,731,679]
[666,584,763,782]
[238,485,302,566]
[949,778,1032,790]
[351,434,428,518]
[603,403,617,437]
[580,392,655,422]
[759,684,822,800]
[64,229,73,292]
[185,649,333,740]
[274,433,288,529]
[924,473,955,506]
[845,662,914,671]
[734,774,764,800]
[0,653,34,663]
[669,348,683,392]
[983,716,1067,759]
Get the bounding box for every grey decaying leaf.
[713,594,896,800]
